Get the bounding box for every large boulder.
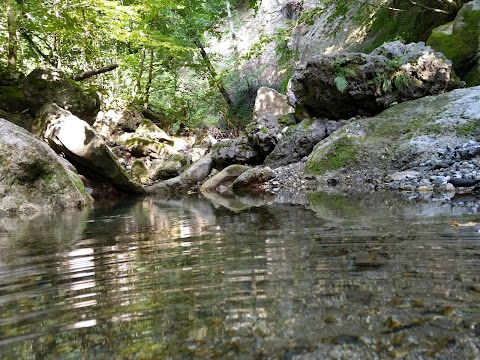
[287,41,464,119]
[0,118,93,215]
[265,118,328,168]
[246,114,296,157]
[121,119,175,158]
[0,65,29,117]
[146,154,213,195]
[33,103,144,194]
[200,164,251,193]
[232,166,275,193]
[21,68,100,124]
[211,136,262,168]
[253,87,294,120]
[305,86,480,184]
[427,0,480,86]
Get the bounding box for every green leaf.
[334,75,348,93]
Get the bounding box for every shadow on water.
[0,191,479,358]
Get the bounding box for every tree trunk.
[143,48,155,108]
[19,28,50,63]
[133,47,146,101]
[194,37,233,107]
[6,0,18,69]
[72,64,119,81]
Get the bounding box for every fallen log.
[72,64,118,81]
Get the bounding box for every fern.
[334,75,348,93]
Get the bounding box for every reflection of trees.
[1,195,480,358]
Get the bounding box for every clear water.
[1,191,480,359]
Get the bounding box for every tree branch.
[71,64,119,81]
[404,0,451,14]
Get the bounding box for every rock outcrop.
[427,0,480,86]
[265,118,328,168]
[21,68,100,123]
[305,86,480,192]
[0,118,93,215]
[33,103,144,195]
[287,41,464,120]
[211,136,261,168]
[253,87,294,120]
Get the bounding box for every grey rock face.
[147,154,213,195]
[287,41,463,119]
[265,118,327,168]
[0,118,93,215]
[253,87,294,120]
[211,136,261,168]
[33,103,144,194]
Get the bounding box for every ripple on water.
[0,193,479,358]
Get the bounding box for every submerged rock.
[0,118,93,215]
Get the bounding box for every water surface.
[1,192,479,359]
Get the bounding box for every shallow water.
[1,191,480,359]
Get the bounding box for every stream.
[0,191,479,359]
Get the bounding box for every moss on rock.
[305,135,357,175]
[0,86,29,113]
[427,2,480,85]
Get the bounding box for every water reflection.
[0,192,479,358]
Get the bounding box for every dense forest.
[1,0,263,134]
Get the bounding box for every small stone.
[468,284,480,293]
[417,185,432,192]
[449,178,476,188]
[446,183,456,192]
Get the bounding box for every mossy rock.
[0,86,29,113]
[0,118,93,215]
[125,136,174,158]
[130,160,149,184]
[427,1,480,85]
[305,86,480,177]
[358,0,460,53]
[135,119,174,145]
[305,134,358,175]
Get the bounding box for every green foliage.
[334,75,348,93]
[332,62,357,93]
